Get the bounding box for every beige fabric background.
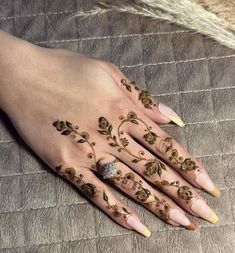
[0,0,235,252]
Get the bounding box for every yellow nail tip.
[208,212,219,224]
[209,187,221,198]
[143,227,151,238]
[168,115,185,127]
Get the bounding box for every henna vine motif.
[97,111,194,204]
[141,127,198,172]
[109,170,170,221]
[98,111,166,178]
[53,121,132,219]
[121,79,156,109]
[53,120,97,163]
[103,191,132,218]
[155,180,193,203]
[164,137,198,172]
[55,165,97,198]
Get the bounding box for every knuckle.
[154,136,173,155]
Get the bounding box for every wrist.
[0,30,37,111]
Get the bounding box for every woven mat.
[0,1,235,252]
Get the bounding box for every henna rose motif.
[139,90,155,109]
[81,183,97,197]
[136,188,151,202]
[121,79,156,109]
[181,158,197,171]
[178,186,193,203]
[143,131,158,145]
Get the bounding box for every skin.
[0,30,218,233]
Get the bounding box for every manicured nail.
[191,199,219,224]
[126,216,151,237]
[169,209,198,230]
[195,173,221,197]
[159,103,185,127]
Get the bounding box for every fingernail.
[169,209,198,230]
[126,216,151,237]
[195,173,221,197]
[159,103,185,127]
[191,199,219,224]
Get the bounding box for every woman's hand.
[0,31,220,237]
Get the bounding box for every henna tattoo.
[155,179,193,203]
[55,165,131,218]
[55,165,97,198]
[98,111,166,178]
[53,120,97,163]
[140,124,198,172]
[109,170,170,221]
[103,191,132,218]
[121,79,156,109]
[164,137,198,172]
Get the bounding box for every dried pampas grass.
[195,0,235,30]
[72,0,235,50]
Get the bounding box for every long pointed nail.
[126,216,151,237]
[169,209,198,230]
[159,103,185,127]
[191,199,219,224]
[195,173,221,197]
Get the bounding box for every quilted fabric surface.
[0,1,235,252]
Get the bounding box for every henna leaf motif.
[65,121,73,129]
[61,130,72,135]
[144,160,166,177]
[77,139,86,143]
[109,142,118,147]
[103,191,108,202]
[132,159,140,163]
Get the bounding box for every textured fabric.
[0,1,235,252]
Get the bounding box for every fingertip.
[158,103,185,127]
[126,215,152,238]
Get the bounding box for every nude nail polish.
[126,216,151,237]
[159,103,185,127]
[169,209,198,230]
[195,173,221,197]
[191,199,219,224]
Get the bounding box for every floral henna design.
[121,79,156,109]
[53,120,97,164]
[155,180,193,204]
[98,111,166,178]
[55,165,98,198]
[141,124,198,172]
[109,170,170,221]
[164,137,198,172]
[103,191,132,218]
[55,165,131,219]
